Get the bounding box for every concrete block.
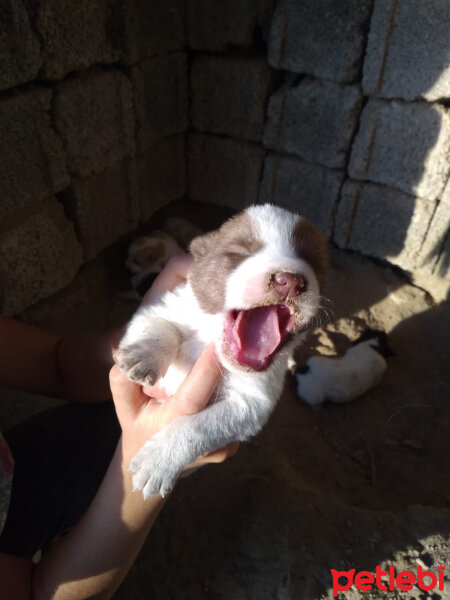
[434,234,450,280]
[264,78,362,169]
[188,0,274,51]
[54,70,135,178]
[363,0,450,102]
[268,0,372,83]
[418,178,450,275]
[0,200,83,316]
[30,0,120,80]
[0,0,42,91]
[0,88,69,221]
[191,55,275,142]
[129,135,186,223]
[61,161,139,260]
[259,153,343,237]
[334,180,435,271]
[188,134,264,210]
[132,53,188,152]
[349,99,450,201]
[120,0,184,63]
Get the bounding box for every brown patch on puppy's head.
[189,211,263,314]
[292,219,329,292]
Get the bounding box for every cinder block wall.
[187,0,450,295]
[0,0,187,316]
[2,0,449,318]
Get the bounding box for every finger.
[142,383,170,400]
[109,364,146,422]
[186,442,240,470]
[203,441,240,461]
[166,253,193,279]
[200,441,240,464]
[141,254,193,304]
[168,343,221,418]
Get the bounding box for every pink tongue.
[233,306,282,370]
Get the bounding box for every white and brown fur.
[125,219,203,299]
[116,204,329,498]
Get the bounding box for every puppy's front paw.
[129,435,181,498]
[114,341,162,386]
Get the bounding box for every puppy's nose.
[273,272,306,299]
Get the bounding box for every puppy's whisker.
[318,294,333,306]
[315,299,334,325]
[312,314,320,330]
[320,303,334,316]
[213,355,226,378]
[318,307,332,325]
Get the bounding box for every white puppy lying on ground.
[115,204,329,498]
[295,329,394,406]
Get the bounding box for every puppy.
[295,329,394,406]
[116,204,329,498]
[125,219,204,299]
[125,232,183,299]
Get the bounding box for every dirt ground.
[2,202,449,599]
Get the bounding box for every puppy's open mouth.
[224,304,296,371]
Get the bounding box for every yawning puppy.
[116,204,329,498]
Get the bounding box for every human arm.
[0,255,192,403]
[1,343,237,600]
[0,311,120,402]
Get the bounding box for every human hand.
[140,253,193,305]
[110,343,239,474]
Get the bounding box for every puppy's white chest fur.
[150,284,221,395]
[116,204,329,498]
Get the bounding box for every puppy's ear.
[292,218,329,291]
[189,231,220,259]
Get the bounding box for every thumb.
[109,364,145,423]
[169,343,221,418]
